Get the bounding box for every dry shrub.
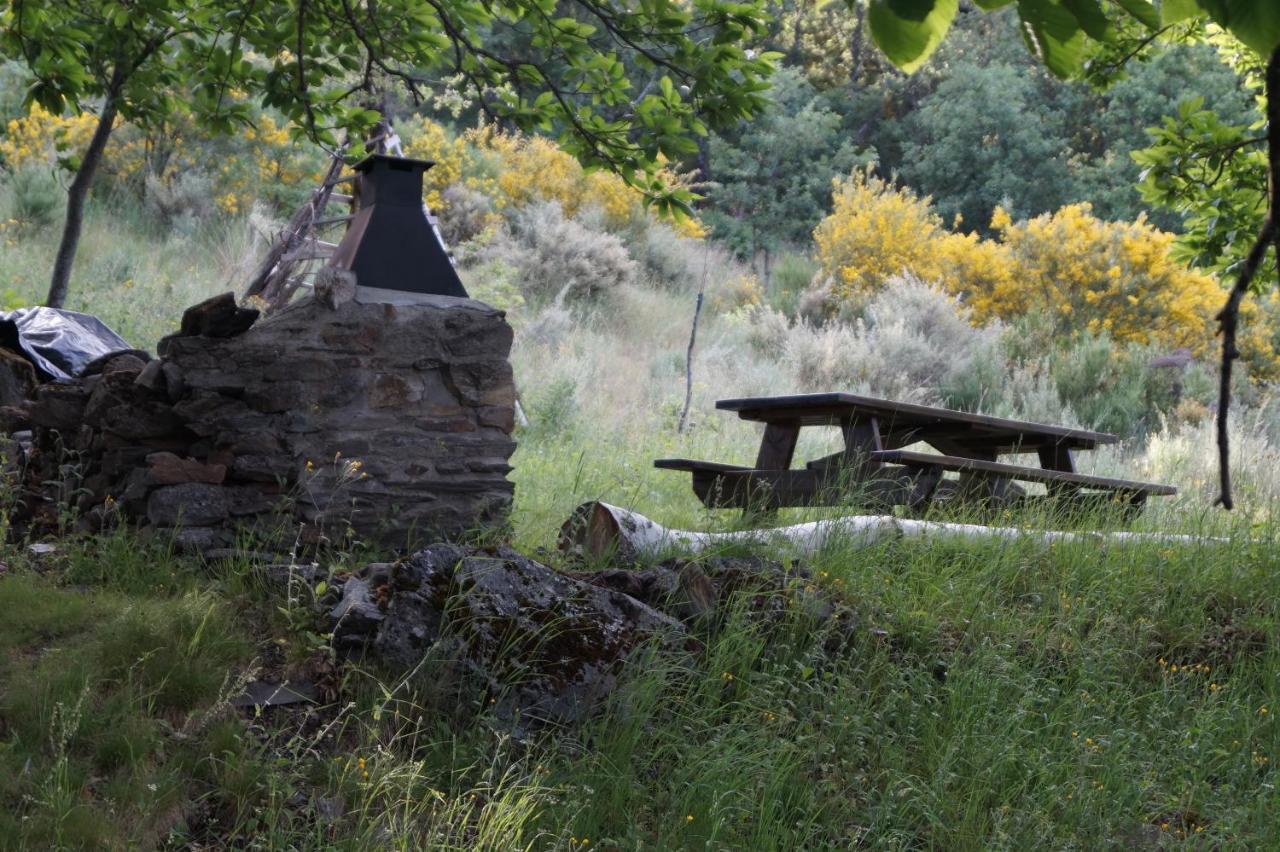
[478,201,636,305]
[784,275,1001,403]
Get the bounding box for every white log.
[558,501,1222,561]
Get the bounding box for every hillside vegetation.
[1,8,1279,849]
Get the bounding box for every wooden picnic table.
[656,392,1175,514]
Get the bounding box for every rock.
[29,382,92,431]
[0,404,31,434]
[179,292,259,339]
[146,482,231,527]
[0,348,35,406]
[145,451,226,485]
[230,453,293,483]
[258,561,324,588]
[79,349,152,378]
[0,436,24,476]
[329,572,389,640]
[101,353,149,377]
[166,526,233,554]
[161,362,186,400]
[331,545,688,727]
[133,359,166,393]
[574,556,846,640]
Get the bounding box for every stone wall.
[15,291,516,552]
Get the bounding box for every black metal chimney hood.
[328,154,468,301]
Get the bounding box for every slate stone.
[145,451,226,485]
[146,483,232,527]
[29,382,92,431]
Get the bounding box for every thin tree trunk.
[677,246,710,434]
[1215,45,1280,509]
[849,2,867,90]
[677,290,704,434]
[45,85,121,309]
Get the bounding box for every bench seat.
[870,450,1176,497]
[654,458,753,474]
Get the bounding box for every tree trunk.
[45,87,121,309]
[849,2,867,90]
[559,502,1222,562]
[1214,44,1280,509]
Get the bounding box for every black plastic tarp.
[0,307,131,380]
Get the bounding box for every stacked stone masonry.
[15,293,517,552]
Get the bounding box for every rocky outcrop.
[15,292,516,550]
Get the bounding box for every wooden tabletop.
[716,393,1117,452]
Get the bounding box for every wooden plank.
[716,393,1117,448]
[871,450,1176,495]
[691,468,821,509]
[654,458,752,474]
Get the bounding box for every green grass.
[1,441,1277,848]
[2,182,1279,848]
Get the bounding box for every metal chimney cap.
[353,153,436,173]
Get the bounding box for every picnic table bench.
[656,393,1175,515]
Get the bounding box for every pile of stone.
[322,544,855,728]
[4,285,517,552]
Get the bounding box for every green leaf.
[973,0,1016,9]
[867,0,960,73]
[1061,0,1111,40]
[1114,0,1160,29]
[1195,0,1280,55]
[1160,0,1202,25]
[1016,0,1091,78]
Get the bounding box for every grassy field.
[1,193,1280,849]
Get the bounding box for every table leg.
[831,416,884,502]
[747,420,800,515]
[1038,444,1080,498]
[755,421,800,470]
[940,445,1017,506]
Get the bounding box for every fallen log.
[559,501,1223,561]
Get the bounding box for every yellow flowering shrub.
[811,173,1264,368]
[995,203,1221,355]
[400,115,468,210]
[0,100,324,215]
[400,118,698,235]
[933,231,1018,322]
[813,172,945,296]
[0,103,98,168]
